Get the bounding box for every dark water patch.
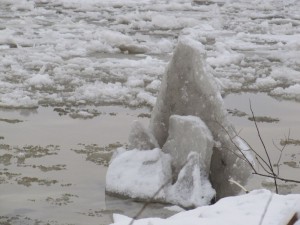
[0,153,13,166]
[227,108,248,117]
[248,116,280,123]
[138,113,151,118]
[72,143,122,166]
[54,107,102,119]
[77,208,123,218]
[16,176,58,187]
[46,193,79,206]
[35,164,66,172]
[280,138,300,146]
[283,161,300,168]
[0,171,21,184]
[0,118,23,124]
[16,177,58,187]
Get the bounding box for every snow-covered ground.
[1,0,300,109]
[111,189,300,225]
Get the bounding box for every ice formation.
[106,38,252,206]
[150,38,252,199]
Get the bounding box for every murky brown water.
[0,93,299,225]
[0,106,175,225]
[225,93,300,193]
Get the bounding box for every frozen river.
[0,0,300,224]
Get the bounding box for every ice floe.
[1,0,300,108]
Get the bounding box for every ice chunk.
[0,90,38,109]
[162,115,213,177]
[26,74,54,89]
[150,38,252,199]
[167,152,215,208]
[150,37,223,147]
[128,120,159,150]
[105,148,172,201]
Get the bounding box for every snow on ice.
[1,0,300,108]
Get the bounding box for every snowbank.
[110,189,300,225]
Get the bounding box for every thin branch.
[252,172,300,184]
[249,100,273,173]
[249,100,278,193]
[214,120,256,172]
[254,156,274,176]
[214,120,274,177]
[128,157,191,225]
[128,179,171,225]
[273,129,290,176]
[229,178,249,193]
[237,135,273,172]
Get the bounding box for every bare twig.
[229,178,249,193]
[249,100,279,193]
[273,129,290,176]
[237,135,273,173]
[128,179,172,225]
[251,172,300,184]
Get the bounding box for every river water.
[0,93,299,225]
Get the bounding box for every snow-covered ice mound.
[106,38,253,207]
[106,148,172,201]
[110,189,300,225]
[106,147,215,208]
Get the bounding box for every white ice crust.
[106,148,172,200]
[1,0,299,108]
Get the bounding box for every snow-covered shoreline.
[110,189,300,225]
